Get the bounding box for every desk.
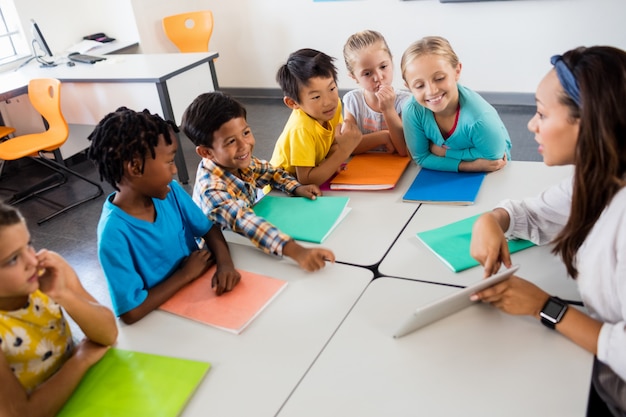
[115,242,372,417]
[0,52,219,183]
[277,277,593,417]
[378,161,580,301]
[224,162,421,268]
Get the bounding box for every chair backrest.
[28,78,69,150]
[162,10,214,52]
[0,78,68,160]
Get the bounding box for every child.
[181,92,336,272]
[0,203,117,415]
[87,107,241,325]
[269,48,362,186]
[342,30,410,156]
[401,36,511,172]
[469,46,626,415]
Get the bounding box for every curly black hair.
[87,107,178,190]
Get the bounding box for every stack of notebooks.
[160,265,288,334]
[416,213,535,272]
[329,153,411,190]
[402,168,486,205]
[252,195,351,243]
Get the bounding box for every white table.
[277,277,593,417]
[1,52,219,182]
[115,242,372,417]
[378,161,580,301]
[225,162,421,268]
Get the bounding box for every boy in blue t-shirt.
[87,107,240,324]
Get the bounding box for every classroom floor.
[1,98,539,313]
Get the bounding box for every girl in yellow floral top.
[0,203,117,417]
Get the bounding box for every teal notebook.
[416,213,535,272]
[402,168,486,205]
[57,348,210,417]
[252,195,350,243]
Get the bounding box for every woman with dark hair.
[470,46,626,416]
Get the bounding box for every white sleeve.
[497,176,573,245]
[595,197,626,380]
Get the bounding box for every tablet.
[393,264,520,338]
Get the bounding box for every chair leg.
[8,170,66,204]
[16,151,105,224]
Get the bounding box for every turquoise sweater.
[403,84,512,172]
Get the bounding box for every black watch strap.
[540,296,568,330]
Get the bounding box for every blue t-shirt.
[96,180,213,316]
[403,84,512,172]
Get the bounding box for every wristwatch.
[539,296,568,329]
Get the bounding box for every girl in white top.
[342,30,409,156]
[470,46,626,415]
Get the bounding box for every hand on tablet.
[470,275,549,318]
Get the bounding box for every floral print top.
[0,290,73,391]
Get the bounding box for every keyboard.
[68,52,106,64]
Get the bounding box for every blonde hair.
[401,36,460,83]
[343,30,392,76]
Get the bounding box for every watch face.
[543,299,565,318]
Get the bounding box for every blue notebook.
[402,168,486,205]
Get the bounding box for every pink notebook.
[160,266,287,334]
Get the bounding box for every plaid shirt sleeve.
[194,162,292,256]
[253,158,301,194]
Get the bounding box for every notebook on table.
[393,265,520,338]
[402,168,486,205]
[329,153,411,190]
[416,213,535,272]
[252,195,351,243]
[160,266,287,334]
[57,348,210,417]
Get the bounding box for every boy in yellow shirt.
[270,48,362,186]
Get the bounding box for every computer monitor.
[30,19,55,66]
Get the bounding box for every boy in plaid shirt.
[182,92,335,271]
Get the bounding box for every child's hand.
[283,240,335,272]
[429,142,447,157]
[460,154,508,172]
[36,250,77,300]
[212,266,241,296]
[294,184,322,200]
[180,250,213,283]
[334,121,362,155]
[375,85,396,113]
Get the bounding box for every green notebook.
[252,195,351,243]
[57,348,210,417]
[416,213,535,272]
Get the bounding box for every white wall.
[13,0,626,94]
[129,0,626,94]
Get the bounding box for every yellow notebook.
[330,153,411,190]
[160,266,287,334]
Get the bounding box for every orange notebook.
[330,153,411,190]
[160,266,287,334]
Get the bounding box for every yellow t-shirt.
[270,99,343,175]
[0,290,74,392]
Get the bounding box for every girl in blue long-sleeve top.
[401,36,511,172]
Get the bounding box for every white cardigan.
[499,176,626,381]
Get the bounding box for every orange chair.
[0,126,15,140]
[162,10,214,52]
[0,78,103,224]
